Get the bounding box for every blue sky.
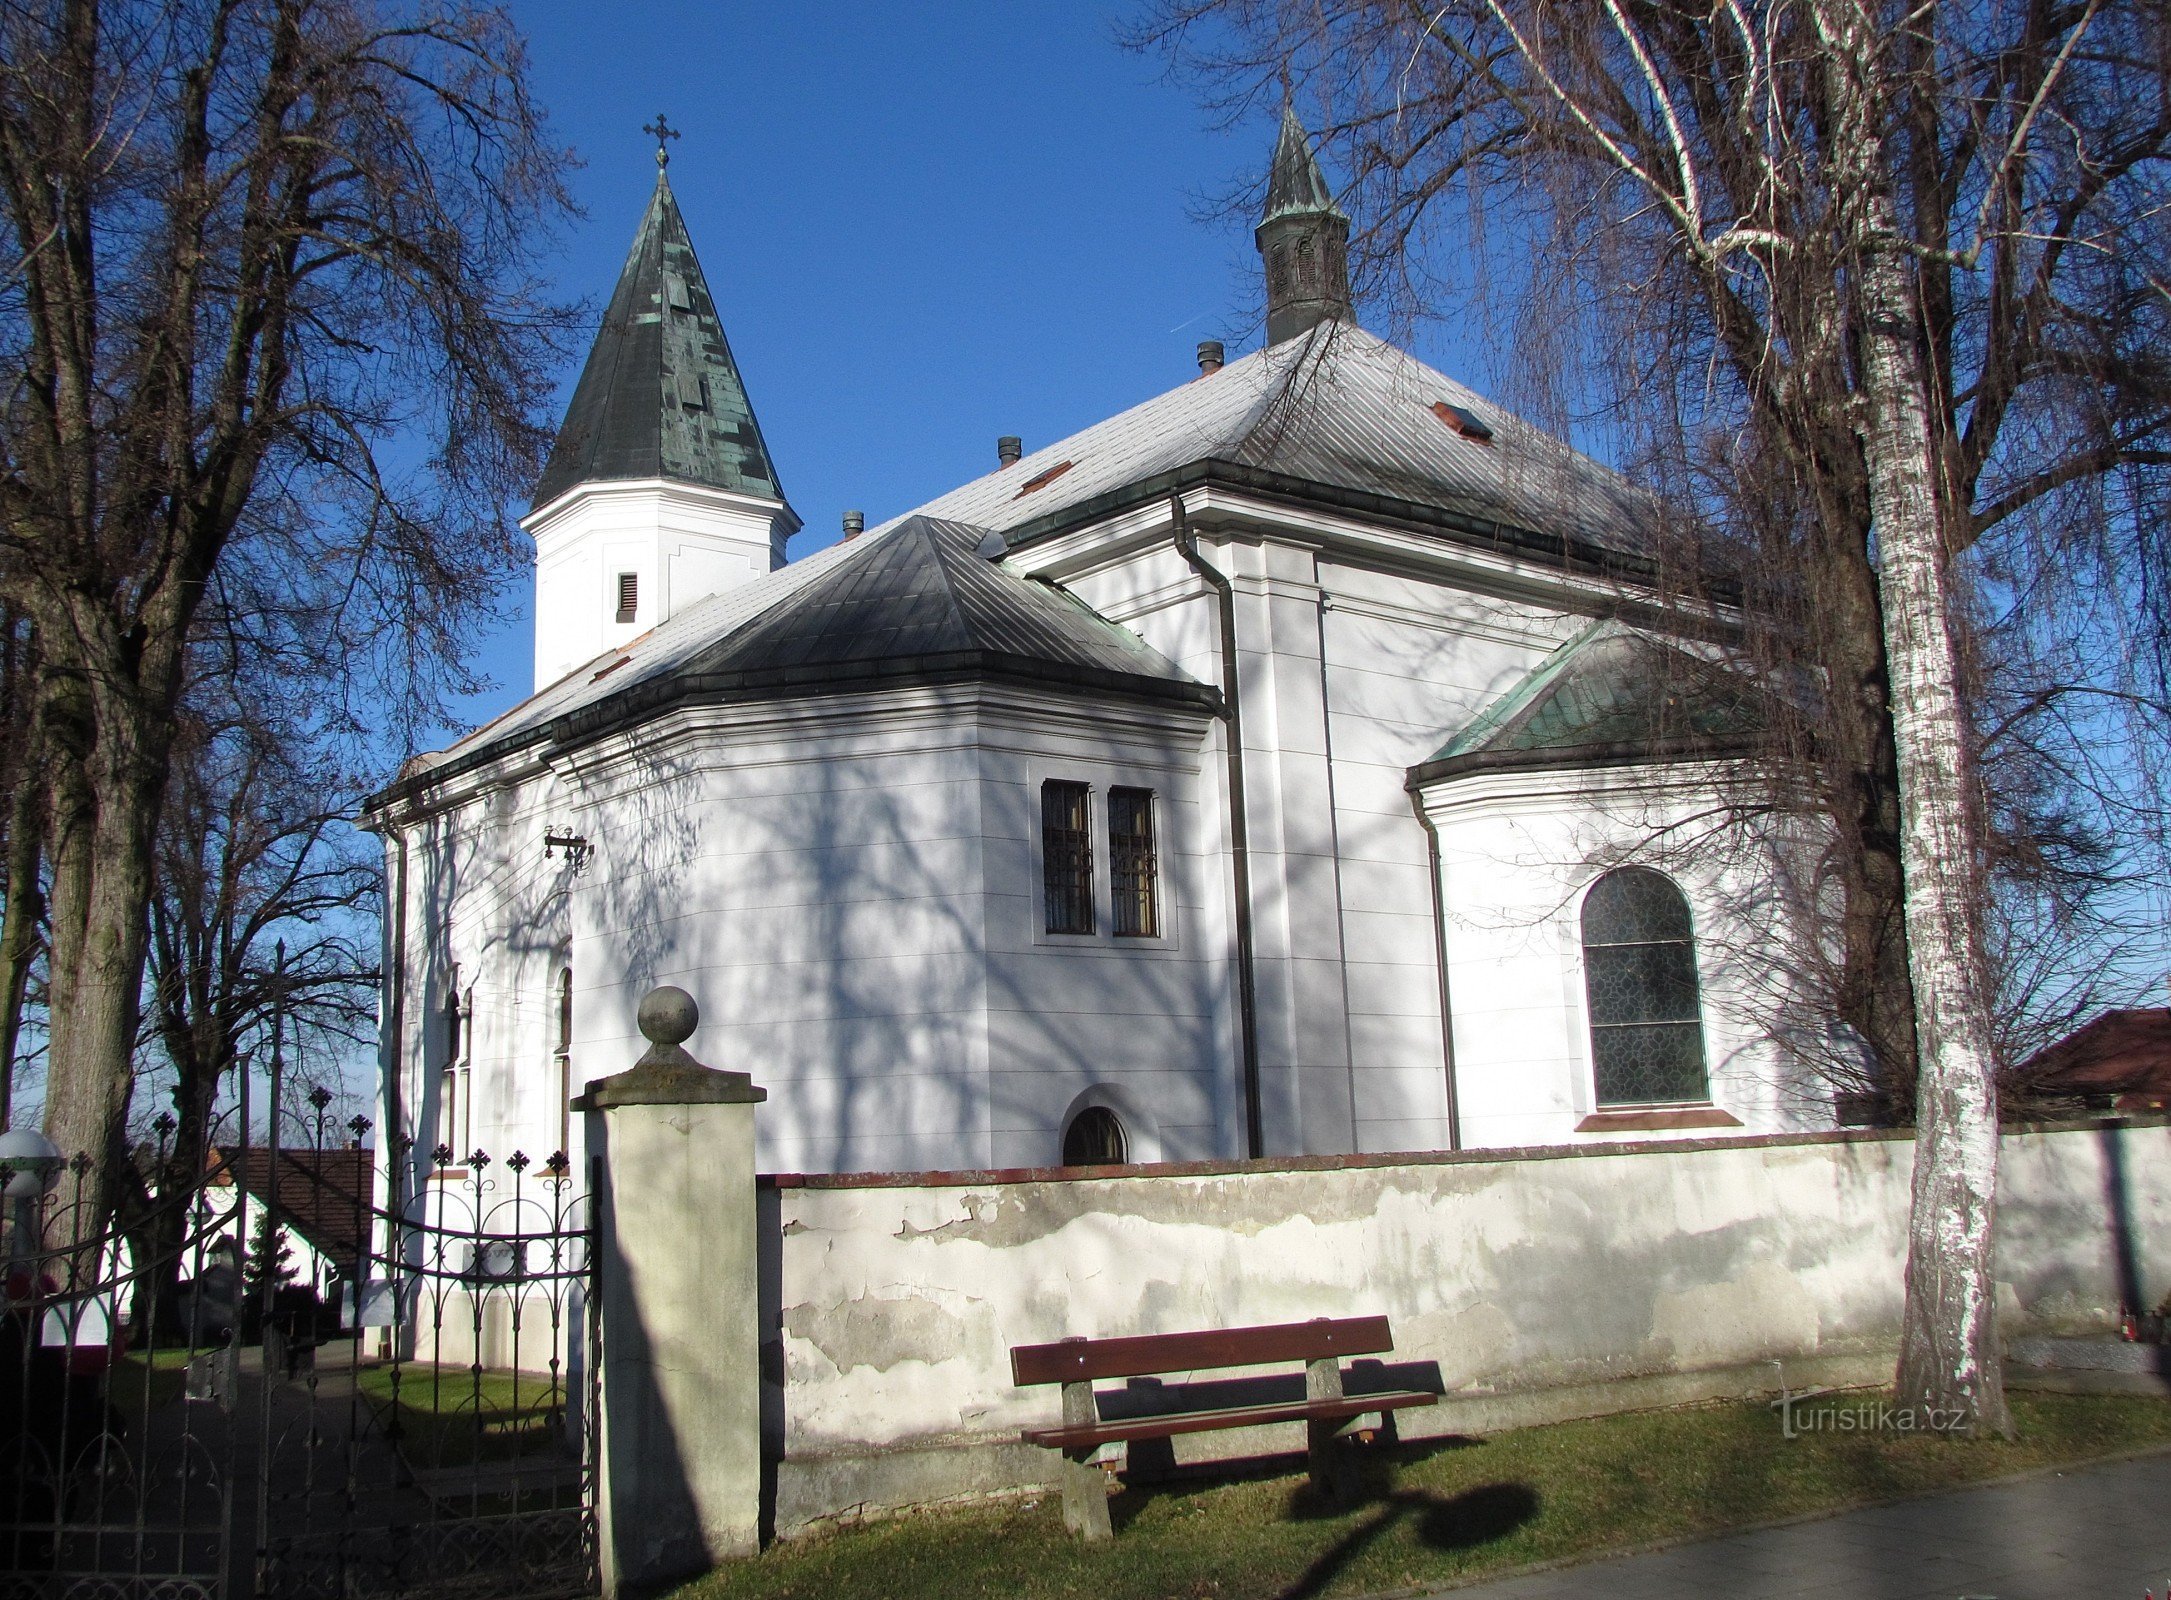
[454,1,1482,733]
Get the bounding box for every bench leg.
[1304,1356,1361,1501]
[1306,1417,1360,1501]
[1058,1449,1113,1541]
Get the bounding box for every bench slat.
[1021,1388,1436,1450]
[1011,1316,1394,1386]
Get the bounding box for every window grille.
[1581,868,1710,1105]
[1063,1105,1127,1166]
[1041,780,1095,935]
[1108,787,1160,937]
[616,572,638,624]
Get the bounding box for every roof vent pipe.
[1197,340,1225,376]
[841,509,864,541]
[997,435,1022,467]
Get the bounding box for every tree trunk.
[1845,186,2011,1446]
[1817,547,1921,1117]
[1812,0,2009,1436]
[0,707,44,1128]
[39,657,173,1244]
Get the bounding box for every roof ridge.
[910,515,977,640]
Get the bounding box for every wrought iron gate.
[2,1110,596,1600]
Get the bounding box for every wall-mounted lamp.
[543,828,592,872]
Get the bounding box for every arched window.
[556,966,574,1157]
[1581,868,1710,1106]
[1062,1106,1128,1167]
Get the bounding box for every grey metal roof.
[885,323,1669,564]
[531,172,795,519]
[1263,105,1344,222]
[381,517,1211,799]
[1410,621,1765,785]
[676,515,1204,691]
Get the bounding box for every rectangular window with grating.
[1041,780,1095,935]
[1108,787,1159,937]
[615,572,638,624]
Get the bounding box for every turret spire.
[1256,108,1353,344]
[524,162,798,691]
[531,164,792,517]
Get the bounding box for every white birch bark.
[1815,0,2012,1437]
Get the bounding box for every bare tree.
[0,0,572,1215]
[133,666,378,1330]
[1136,0,2171,1432]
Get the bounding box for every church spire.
[1256,107,1353,345]
[531,154,793,520]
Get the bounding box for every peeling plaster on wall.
[760,1123,2169,1511]
[781,1291,993,1378]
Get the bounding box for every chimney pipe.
[841,509,864,541]
[997,435,1022,468]
[1197,340,1225,376]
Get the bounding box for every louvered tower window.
[1581,868,1710,1105]
[615,572,638,624]
[1041,780,1095,935]
[1108,787,1160,937]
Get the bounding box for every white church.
[363,113,1828,1178]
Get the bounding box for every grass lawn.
[351,1363,572,1466]
[677,1391,2171,1600]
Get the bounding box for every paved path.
[1431,1449,2171,1599]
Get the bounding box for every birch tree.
[0,0,570,1222]
[1138,0,2171,1432]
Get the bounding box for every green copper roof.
[1262,105,1345,223]
[533,172,795,519]
[1412,621,1766,784]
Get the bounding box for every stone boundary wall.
[755,1120,2168,1537]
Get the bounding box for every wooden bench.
[1011,1316,1438,1540]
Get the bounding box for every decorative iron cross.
[643,114,680,168]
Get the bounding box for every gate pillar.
[577,986,767,1596]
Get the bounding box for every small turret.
[524,133,800,689]
[1255,108,1353,345]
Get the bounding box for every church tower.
[524,144,800,689]
[1255,108,1353,345]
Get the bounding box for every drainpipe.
[1409,793,1463,1151]
[1170,492,1264,1160]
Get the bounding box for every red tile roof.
[2019,1009,2171,1111]
[209,1146,374,1270]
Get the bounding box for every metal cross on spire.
[643,114,680,169]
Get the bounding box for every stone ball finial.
[637,986,699,1049]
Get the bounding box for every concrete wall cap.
[574,1059,767,1109]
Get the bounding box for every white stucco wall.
[1420,760,1820,1150]
[383,681,1231,1176]
[760,1121,2170,1532]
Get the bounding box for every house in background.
[2017,1008,2171,1115]
[362,113,1828,1178]
[202,1145,371,1300]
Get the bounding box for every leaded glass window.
[1041,780,1095,935]
[1581,868,1710,1105]
[1108,787,1159,938]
